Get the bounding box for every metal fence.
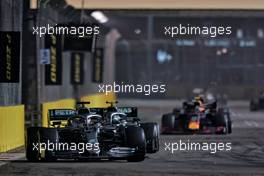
[115,13,264,99]
[0,0,117,127]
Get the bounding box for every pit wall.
[0,105,25,152]
[0,92,116,153]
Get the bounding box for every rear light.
[216,126,224,131]
[188,121,200,130]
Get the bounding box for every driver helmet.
[194,96,204,103]
[112,115,121,124]
[86,116,92,125]
[194,96,205,112]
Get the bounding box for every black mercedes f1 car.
[26,102,159,162]
[161,98,232,135]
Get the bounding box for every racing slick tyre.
[250,99,259,111]
[39,128,58,161]
[125,126,146,162]
[216,108,231,134]
[224,110,232,134]
[140,122,159,153]
[228,120,232,134]
[26,127,41,161]
[161,114,175,134]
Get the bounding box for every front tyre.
[140,122,159,153]
[39,128,58,161]
[125,126,146,162]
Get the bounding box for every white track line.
[244,120,259,127]
[0,161,8,167]
[0,153,24,167]
[244,121,253,127]
[252,121,259,127]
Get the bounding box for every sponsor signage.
[0,32,21,83]
[40,49,50,65]
[92,48,104,83]
[44,34,62,85]
[71,52,84,85]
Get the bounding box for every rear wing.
[183,102,197,110]
[48,109,76,121]
[89,107,138,117]
[76,101,90,108]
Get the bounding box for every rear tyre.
[125,126,146,162]
[227,120,232,134]
[26,127,41,161]
[161,114,175,134]
[250,99,259,111]
[216,108,231,134]
[141,122,159,153]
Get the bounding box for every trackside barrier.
[80,92,116,108]
[0,105,25,152]
[42,99,76,127]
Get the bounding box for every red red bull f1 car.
[161,97,232,134]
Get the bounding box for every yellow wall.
[0,105,25,152]
[80,92,116,108]
[42,99,76,127]
[0,93,115,152]
[41,93,116,126]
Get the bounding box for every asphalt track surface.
[0,100,264,176]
